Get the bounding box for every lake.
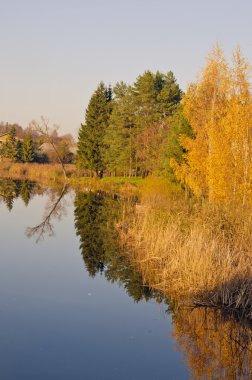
[0,179,252,379]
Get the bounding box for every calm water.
[1,179,252,380]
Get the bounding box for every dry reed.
[119,177,252,316]
[0,162,75,185]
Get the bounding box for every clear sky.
[1,0,251,137]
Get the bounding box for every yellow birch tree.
[173,45,252,205]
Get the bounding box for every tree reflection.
[26,183,68,242]
[0,178,68,242]
[74,191,157,302]
[20,180,34,206]
[172,306,252,379]
[0,178,35,210]
[3,179,252,377]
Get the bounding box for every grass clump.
[119,177,252,317]
[0,162,75,185]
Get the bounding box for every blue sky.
[1,0,251,136]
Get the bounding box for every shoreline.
[1,165,252,321]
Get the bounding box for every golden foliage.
[173,307,252,379]
[175,45,252,205]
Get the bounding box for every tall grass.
[0,162,141,196]
[119,177,252,316]
[0,162,75,184]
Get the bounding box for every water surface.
[1,179,252,380]
[0,180,187,380]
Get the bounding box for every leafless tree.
[26,183,68,242]
[29,117,67,179]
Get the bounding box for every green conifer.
[21,135,35,162]
[4,127,18,161]
[77,82,112,177]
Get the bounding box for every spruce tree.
[4,127,19,161]
[157,71,182,116]
[21,135,35,162]
[164,105,193,178]
[77,82,112,177]
[132,70,182,175]
[104,82,136,176]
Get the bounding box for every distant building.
[0,133,9,146]
[38,142,55,154]
[0,132,23,145]
[38,142,77,163]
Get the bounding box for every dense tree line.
[77,48,252,207]
[0,179,35,210]
[0,127,35,162]
[0,124,76,164]
[77,71,191,177]
[74,191,155,301]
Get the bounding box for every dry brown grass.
[0,162,76,185]
[0,162,140,196]
[119,177,252,315]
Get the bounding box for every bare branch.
[29,117,68,179]
[26,183,68,243]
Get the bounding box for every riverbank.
[0,162,75,186]
[118,177,252,319]
[0,162,141,195]
[2,163,252,318]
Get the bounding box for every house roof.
[0,133,9,144]
[38,142,77,155]
[0,133,23,143]
[38,142,55,153]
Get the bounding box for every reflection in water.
[2,181,252,378]
[74,191,252,379]
[0,178,35,210]
[0,179,69,242]
[74,191,156,302]
[172,306,252,379]
[26,184,68,242]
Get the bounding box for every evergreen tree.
[157,71,182,116]
[133,70,158,130]
[3,127,19,161]
[77,82,112,177]
[132,70,182,175]
[105,82,136,176]
[78,71,182,177]
[164,105,193,178]
[21,134,35,162]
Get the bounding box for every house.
[0,132,23,145]
[38,142,77,163]
[0,133,9,146]
[0,132,23,161]
[38,142,55,154]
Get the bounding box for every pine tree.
[132,70,182,175]
[157,71,182,116]
[77,82,112,177]
[133,71,158,130]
